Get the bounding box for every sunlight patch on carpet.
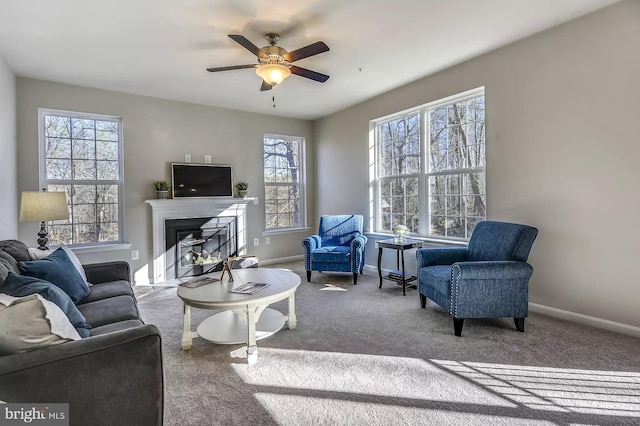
[231,348,514,407]
[251,394,553,426]
[319,284,348,292]
[432,359,640,417]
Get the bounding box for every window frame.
[38,108,125,248]
[371,87,486,242]
[263,133,307,233]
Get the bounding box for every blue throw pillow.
[19,247,90,303]
[0,273,91,338]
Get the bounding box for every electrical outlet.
[184,154,191,163]
[204,155,212,164]
[265,237,271,245]
[253,238,260,247]
[131,250,139,261]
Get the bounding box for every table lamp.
[19,189,69,250]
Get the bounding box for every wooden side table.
[377,238,423,296]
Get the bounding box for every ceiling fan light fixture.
[256,63,291,86]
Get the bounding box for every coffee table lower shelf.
[197,308,286,344]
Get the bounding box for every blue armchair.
[303,215,367,285]
[416,220,538,336]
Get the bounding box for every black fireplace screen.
[165,216,237,279]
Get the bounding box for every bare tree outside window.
[378,113,420,233]
[264,135,305,230]
[374,89,485,240]
[40,110,123,246]
[428,95,486,238]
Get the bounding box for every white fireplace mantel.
[146,197,256,283]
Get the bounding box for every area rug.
[136,261,640,425]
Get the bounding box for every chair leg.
[514,317,525,332]
[353,273,358,285]
[306,271,311,282]
[453,318,464,337]
[419,293,426,308]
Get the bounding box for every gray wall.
[16,79,314,282]
[314,1,640,327]
[0,53,17,239]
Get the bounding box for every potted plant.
[235,181,249,198]
[152,180,171,199]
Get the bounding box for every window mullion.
[419,108,428,236]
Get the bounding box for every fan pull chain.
[272,95,276,108]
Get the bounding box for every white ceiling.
[0,0,619,120]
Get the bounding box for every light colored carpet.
[136,261,640,425]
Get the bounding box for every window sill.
[262,227,311,236]
[55,243,132,254]
[365,232,468,247]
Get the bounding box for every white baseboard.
[259,254,304,266]
[529,303,640,338]
[363,264,400,275]
[365,264,640,338]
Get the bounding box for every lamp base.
[36,221,50,251]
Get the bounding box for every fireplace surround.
[146,198,255,283]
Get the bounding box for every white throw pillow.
[28,246,92,287]
[0,293,81,355]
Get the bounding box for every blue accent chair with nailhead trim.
[303,215,367,285]
[416,220,538,336]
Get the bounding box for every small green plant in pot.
[236,181,249,198]
[152,180,171,199]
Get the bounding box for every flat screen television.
[171,163,233,198]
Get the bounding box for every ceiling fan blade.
[284,41,329,63]
[290,65,330,83]
[260,80,273,91]
[228,34,267,58]
[206,64,258,72]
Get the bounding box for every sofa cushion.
[0,293,81,355]
[28,247,53,260]
[60,246,93,287]
[0,273,91,338]
[78,280,133,305]
[28,246,93,288]
[77,295,139,328]
[311,246,351,263]
[19,247,90,303]
[0,251,20,274]
[0,252,20,286]
[0,240,31,262]
[90,319,145,337]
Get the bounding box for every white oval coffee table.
[177,268,300,364]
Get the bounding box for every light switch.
[185,154,191,163]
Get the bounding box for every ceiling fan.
[207,33,330,91]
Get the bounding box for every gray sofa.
[0,240,164,426]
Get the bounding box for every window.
[372,88,485,240]
[263,135,306,231]
[39,109,124,247]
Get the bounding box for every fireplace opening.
[165,216,237,279]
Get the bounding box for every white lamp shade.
[256,64,292,86]
[19,191,69,222]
